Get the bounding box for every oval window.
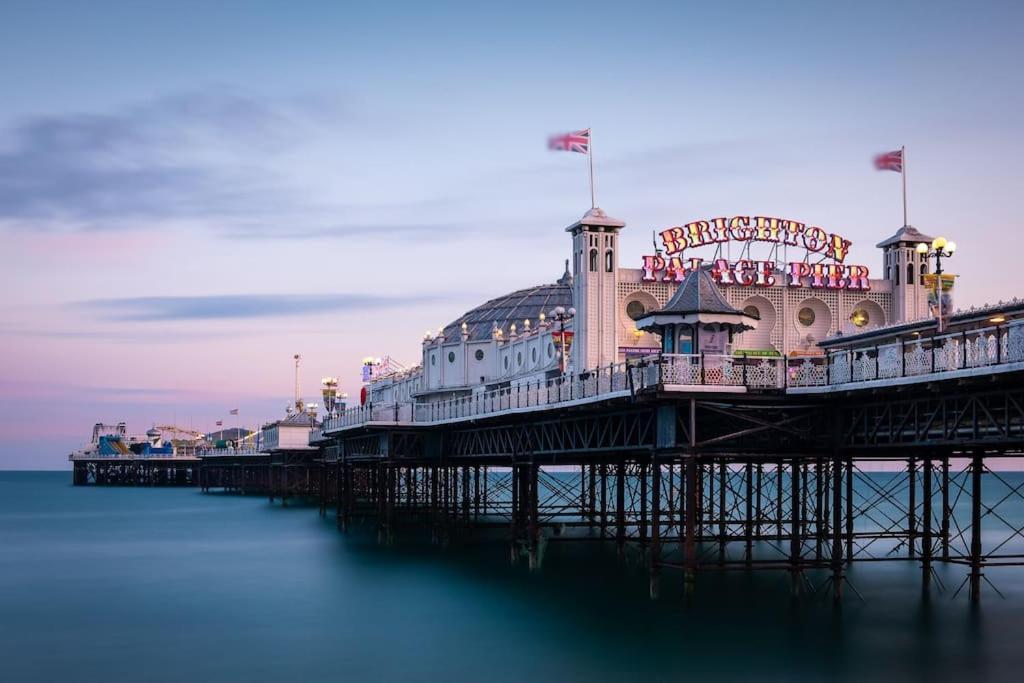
[850,309,870,328]
[431,354,436,366]
[626,300,646,321]
[532,348,537,363]
[548,344,554,358]
[517,351,523,366]
[504,357,509,369]
[447,351,455,363]
[743,304,760,319]
[798,307,816,327]
[474,349,484,361]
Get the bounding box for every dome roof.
[444,267,573,342]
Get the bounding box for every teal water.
[2,471,1023,682]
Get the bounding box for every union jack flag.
[548,129,590,154]
[874,149,903,172]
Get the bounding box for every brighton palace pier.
[108,207,1024,603]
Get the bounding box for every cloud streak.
[73,293,446,322]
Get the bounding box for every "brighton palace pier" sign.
[641,216,871,291]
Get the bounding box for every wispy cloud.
[73,293,446,322]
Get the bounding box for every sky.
[1,1,1022,468]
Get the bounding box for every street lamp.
[321,377,339,417]
[916,236,956,276]
[549,305,576,374]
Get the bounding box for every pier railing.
[321,319,1024,432]
[788,318,1024,388]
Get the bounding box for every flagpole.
[588,128,596,209]
[901,145,907,226]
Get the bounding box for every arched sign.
[641,216,871,291]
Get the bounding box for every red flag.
[874,150,903,172]
[548,129,590,154]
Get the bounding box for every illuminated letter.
[660,226,688,255]
[788,262,811,287]
[641,255,665,282]
[712,259,735,285]
[728,216,753,241]
[665,256,689,283]
[825,264,847,289]
[684,220,715,249]
[846,265,871,290]
[757,261,777,287]
[780,220,804,246]
[825,234,853,263]
[753,216,781,243]
[735,259,755,286]
[803,226,827,253]
[810,263,827,288]
[711,217,730,243]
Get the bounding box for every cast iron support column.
[969,451,984,602]
[718,459,726,565]
[616,459,626,559]
[640,461,649,548]
[845,456,854,563]
[908,457,917,559]
[650,455,661,599]
[790,458,802,597]
[941,456,951,561]
[599,463,608,538]
[922,454,933,593]
[745,461,753,566]
[831,452,843,602]
[684,454,697,599]
[589,463,597,529]
[528,462,540,571]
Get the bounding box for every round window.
[474,349,484,361]
[447,351,455,363]
[532,348,537,363]
[743,304,760,319]
[798,307,816,327]
[850,308,870,328]
[626,300,646,320]
[517,351,523,366]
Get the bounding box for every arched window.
[604,249,613,273]
[589,248,598,272]
[920,263,928,285]
[907,263,914,285]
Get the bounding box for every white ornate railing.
[320,320,1024,431]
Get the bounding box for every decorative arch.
[734,294,777,353]
[794,297,832,350]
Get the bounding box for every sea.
[2,470,1023,682]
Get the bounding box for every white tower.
[566,208,626,372]
[877,225,932,324]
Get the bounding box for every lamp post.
[550,305,576,374]
[321,377,338,418]
[916,237,956,331]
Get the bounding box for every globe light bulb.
[916,242,928,254]
[945,241,956,254]
[932,236,947,250]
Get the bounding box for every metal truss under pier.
[72,457,201,487]
[318,370,1024,604]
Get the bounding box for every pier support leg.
[717,460,726,566]
[908,457,917,558]
[528,462,540,571]
[969,451,984,602]
[616,459,626,559]
[922,455,933,594]
[640,461,649,549]
[941,456,951,561]
[509,464,519,562]
[831,452,843,603]
[649,455,661,599]
[790,459,802,598]
[684,454,697,600]
[745,461,753,566]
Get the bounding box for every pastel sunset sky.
[2,1,1022,468]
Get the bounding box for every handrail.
[321,319,1024,429]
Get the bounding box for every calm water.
[2,471,1023,682]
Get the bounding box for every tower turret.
[877,225,933,323]
[566,207,626,371]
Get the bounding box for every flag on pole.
[874,149,903,172]
[229,408,239,415]
[548,129,590,154]
[215,420,223,427]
